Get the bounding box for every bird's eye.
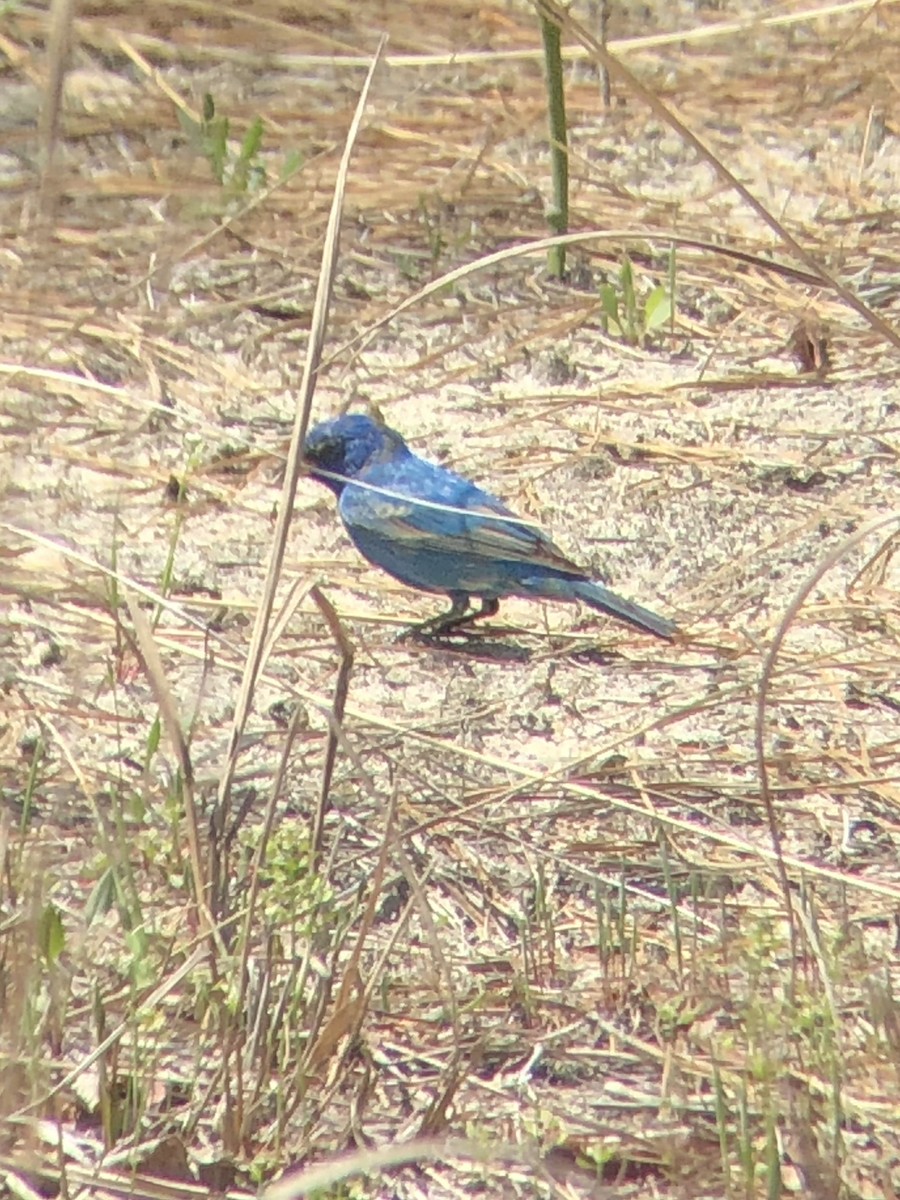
[306,436,339,465]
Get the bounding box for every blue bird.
[303,413,676,640]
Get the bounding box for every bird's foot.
[398,596,500,641]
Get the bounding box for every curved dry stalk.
[332,227,836,371]
[755,511,900,995]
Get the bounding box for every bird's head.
[303,413,409,495]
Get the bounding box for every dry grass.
[3,1,900,1197]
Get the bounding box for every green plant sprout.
[179,93,268,201]
[598,248,676,346]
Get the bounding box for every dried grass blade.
[213,36,386,848]
[124,596,215,948]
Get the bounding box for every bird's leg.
[403,591,470,638]
[422,595,500,637]
[402,593,501,639]
[450,597,499,631]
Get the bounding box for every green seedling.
[599,249,676,346]
[179,93,268,201]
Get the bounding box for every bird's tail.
[571,579,676,640]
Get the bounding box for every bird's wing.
[340,458,588,577]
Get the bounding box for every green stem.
[540,13,569,278]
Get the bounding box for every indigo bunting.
[303,413,676,639]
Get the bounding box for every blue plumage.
[303,413,676,639]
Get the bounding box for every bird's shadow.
[400,626,534,663]
[398,628,626,666]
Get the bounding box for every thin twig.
[308,585,355,872]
